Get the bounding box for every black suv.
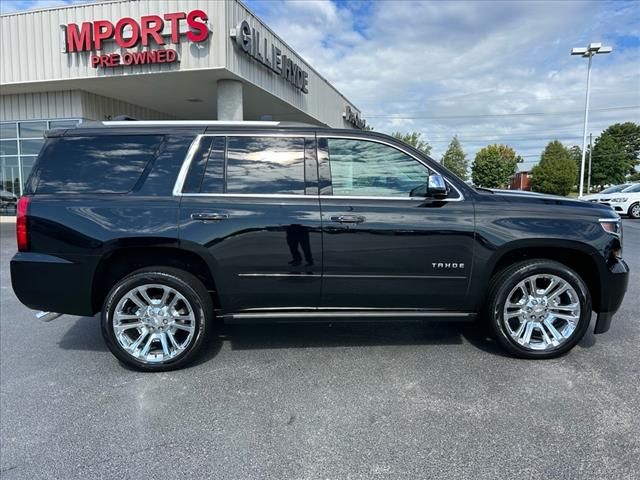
[10,121,629,370]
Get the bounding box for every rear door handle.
[190,212,229,221]
[331,215,366,224]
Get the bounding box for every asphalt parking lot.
[1,220,639,480]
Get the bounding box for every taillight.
[16,196,30,252]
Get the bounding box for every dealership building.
[0,0,363,199]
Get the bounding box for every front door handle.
[190,212,229,221]
[331,215,366,224]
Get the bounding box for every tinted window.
[327,138,430,197]
[34,135,163,194]
[182,137,215,193]
[622,183,640,193]
[200,137,225,193]
[226,137,305,194]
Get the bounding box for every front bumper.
[594,257,629,334]
[10,252,95,316]
[598,201,631,214]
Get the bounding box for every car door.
[177,132,322,313]
[318,135,475,311]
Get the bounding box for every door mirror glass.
[410,174,448,198]
[427,174,448,198]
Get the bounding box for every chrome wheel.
[630,203,640,219]
[503,274,581,351]
[113,284,196,363]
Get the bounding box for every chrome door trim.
[323,274,467,280]
[173,134,204,196]
[226,311,475,320]
[238,273,466,279]
[238,273,321,278]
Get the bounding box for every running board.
[224,310,475,323]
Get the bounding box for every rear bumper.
[594,257,629,334]
[10,252,95,316]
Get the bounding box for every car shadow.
[58,315,108,352]
[218,319,511,357]
[57,316,522,361]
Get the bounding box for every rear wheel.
[101,267,213,371]
[628,202,640,219]
[486,260,592,359]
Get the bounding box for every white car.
[602,183,640,219]
[579,183,631,203]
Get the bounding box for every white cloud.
[251,0,640,165]
[0,0,91,15]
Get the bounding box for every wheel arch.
[483,239,604,313]
[92,242,222,314]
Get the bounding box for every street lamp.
[571,42,612,197]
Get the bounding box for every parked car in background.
[579,183,631,203]
[0,189,18,208]
[601,183,640,219]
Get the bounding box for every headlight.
[599,218,621,235]
[610,197,627,202]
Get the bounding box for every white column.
[217,80,243,121]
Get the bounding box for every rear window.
[33,135,163,194]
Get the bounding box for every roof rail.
[98,120,317,127]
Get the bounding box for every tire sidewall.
[490,261,592,358]
[628,202,640,219]
[101,270,208,371]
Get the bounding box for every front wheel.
[628,202,640,219]
[101,267,213,371]
[486,260,592,359]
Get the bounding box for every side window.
[200,137,225,193]
[327,138,431,197]
[182,137,215,193]
[34,135,163,194]
[225,137,305,194]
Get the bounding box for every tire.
[628,202,640,219]
[485,259,592,359]
[101,267,213,371]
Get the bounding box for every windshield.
[600,184,629,194]
[621,183,640,193]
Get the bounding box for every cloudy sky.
[2,0,639,167]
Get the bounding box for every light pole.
[571,42,612,197]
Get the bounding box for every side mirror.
[427,174,448,198]
[409,174,448,199]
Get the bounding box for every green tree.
[471,144,521,188]
[441,135,469,180]
[569,145,583,187]
[591,122,640,187]
[391,131,432,156]
[530,140,577,196]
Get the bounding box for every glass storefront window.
[1,156,19,167]
[50,120,80,129]
[0,122,17,140]
[0,118,80,204]
[19,121,47,138]
[0,140,18,156]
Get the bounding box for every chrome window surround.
[172,133,465,201]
